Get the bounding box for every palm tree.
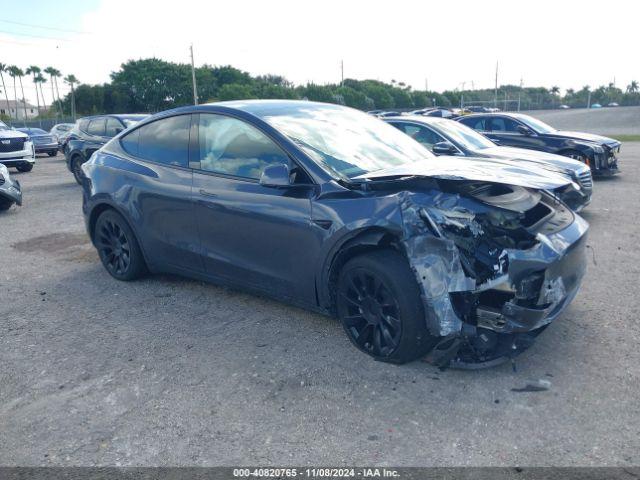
[627,80,639,94]
[64,74,79,120]
[36,73,47,114]
[0,63,11,120]
[26,66,42,124]
[16,67,28,123]
[6,66,21,121]
[44,67,61,115]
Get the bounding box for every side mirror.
[517,125,533,136]
[114,127,124,134]
[259,164,291,187]
[431,141,457,155]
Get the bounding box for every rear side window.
[134,115,191,167]
[197,114,290,180]
[120,128,140,156]
[460,117,486,131]
[78,119,90,132]
[87,118,106,136]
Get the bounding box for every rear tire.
[94,210,146,281]
[16,163,33,173]
[336,250,437,364]
[48,151,57,157]
[71,155,84,184]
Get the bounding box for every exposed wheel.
[71,156,85,184]
[336,250,436,364]
[94,210,146,281]
[16,163,33,173]
[48,150,57,157]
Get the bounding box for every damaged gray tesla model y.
[81,100,588,368]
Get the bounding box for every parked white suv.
[0,120,35,172]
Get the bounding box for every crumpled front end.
[0,164,22,207]
[398,181,588,368]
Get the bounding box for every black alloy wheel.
[340,268,402,357]
[94,210,146,281]
[336,250,435,364]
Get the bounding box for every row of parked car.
[0,101,623,369]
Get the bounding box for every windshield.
[260,105,435,179]
[432,119,496,150]
[517,115,556,134]
[23,128,47,135]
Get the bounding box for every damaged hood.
[478,146,587,175]
[355,156,575,190]
[548,130,621,147]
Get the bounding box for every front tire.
[94,210,146,281]
[336,250,436,364]
[16,163,33,173]
[71,155,84,184]
[48,150,57,157]
[0,198,13,211]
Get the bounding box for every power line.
[0,19,89,35]
[0,29,71,42]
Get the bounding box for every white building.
[0,99,40,120]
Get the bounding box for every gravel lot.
[1,148,639,467]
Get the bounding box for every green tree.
[217,83,256,101]
[64,74,79,120]
[26,65,42,117]
[0,63,11,119]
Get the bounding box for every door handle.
[199,189,218,198]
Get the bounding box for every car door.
[84,117,110,159]
[485,116,547,151]
[118,113,202,272]
[105,117,126,139]
[191,112,317,303]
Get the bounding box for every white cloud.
[2,0,638,106]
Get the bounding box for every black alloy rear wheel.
[94,210,146,281]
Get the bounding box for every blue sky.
[1,0,637,106]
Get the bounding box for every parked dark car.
[386,115,593,212]
[15,128,58,157]
[410,108,457,119]
[457,113,621,176]
[0,163,22,210]
[0,120,35,172]
[64,114,148,183]
[81,101,588,368]
[50,123,75,148]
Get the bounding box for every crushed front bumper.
[0,174,22,206]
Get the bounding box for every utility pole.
[517,76,523,112]
[494,61,499,107]
[425,78,428,91]
[190,44,198,105]
[587,89,591,109]
[340,60,344,86]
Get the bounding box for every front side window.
[392,123,445,150]
[87,118,106,136]
[105,118,124,137]
[135,115,191,167]
[197,114,290,180]
[488,117,520,133]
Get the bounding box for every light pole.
[190,44,198,105]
